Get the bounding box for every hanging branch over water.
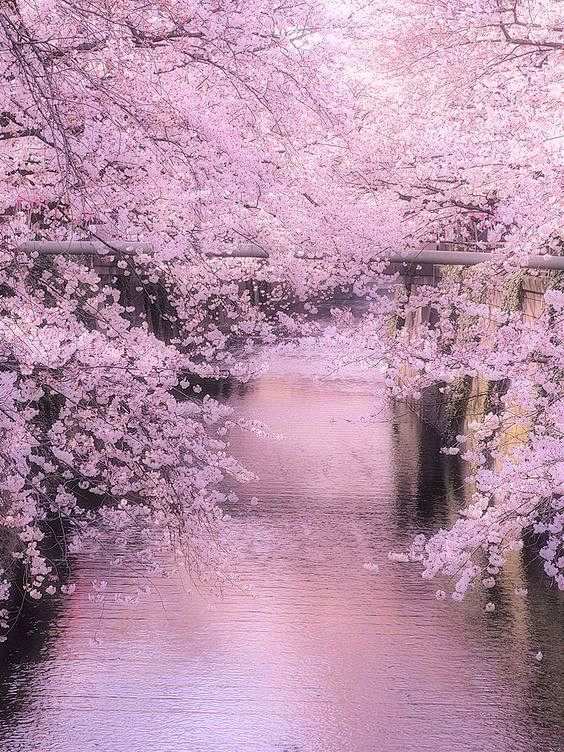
[0,0,562,631]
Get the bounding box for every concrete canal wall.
[399,269,559,444]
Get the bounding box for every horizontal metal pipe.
[15,241,564,270]
[17,240,269,259]
[296,249,564,270]
[386,249,564,270]
[18,240,152,255]
[207,243,269,258]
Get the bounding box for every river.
[0,331,562,752]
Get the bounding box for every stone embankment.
[399,268,558,444]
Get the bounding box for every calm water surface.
[0,339,562,752]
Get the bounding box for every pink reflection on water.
[0,345,562,752]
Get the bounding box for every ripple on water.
[0,342,562,752]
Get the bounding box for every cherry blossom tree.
[0,0,562,633]
[329,0,564,603]
[0,0,357,628]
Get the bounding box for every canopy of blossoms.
[0,0,561,632]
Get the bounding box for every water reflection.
[0,342,562,752]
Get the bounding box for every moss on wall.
[501,273,525,312]
[391,282,410,332]
[483,378,509,417]
[443,375,473,443]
